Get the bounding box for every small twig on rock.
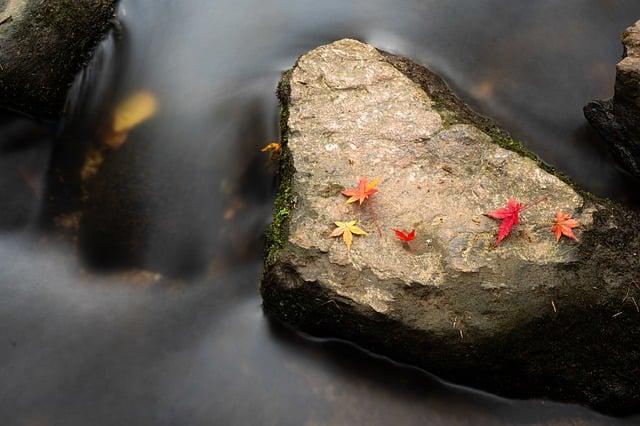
[631,297,639,313]
[321,299,341,310]
[551,300,557,313]
[0,15,12,26]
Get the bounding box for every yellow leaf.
[343,230,353,249]
[261,142,281,153]
[112,91,159,134]
[329,220,367,250]
[329,227,344,237]
[348,225,367,235]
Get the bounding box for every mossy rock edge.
[262,40,640,415]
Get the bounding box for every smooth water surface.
[2,1,640,424]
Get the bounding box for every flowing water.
[2,0,640,424]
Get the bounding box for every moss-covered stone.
[379,51,592,199]
[0,0,116,119]
[264,70,295,267]
[261,39,640,415]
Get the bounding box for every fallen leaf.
[342,177,379,205]
[486,198,525,245]
[261,142,281,154]
[393,229,416,242]
[105,90,159,148]
[330,220,367,249]
[112,91,159,134]
[552,211,579,241]
[80,148,105,181]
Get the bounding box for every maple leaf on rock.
[330,221,367,249]
[486,198,525,246]
[552,211,579,241]
[342,177,379,205]
[261,142,281,154]
[393,229,416,242]
[261,142,282,160]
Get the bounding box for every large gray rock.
[585,19,640,179]
[0,0,116,119]
[262,39,640,414]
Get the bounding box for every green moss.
[435,98,592,199]
[380,51,595,199]
[264,70,295,266]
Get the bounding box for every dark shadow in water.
[265,317,634,425]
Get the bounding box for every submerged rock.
[0,0,116,119]
[262,39,640,414]
[584,19,640,179]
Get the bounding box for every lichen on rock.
[262,39,640,414]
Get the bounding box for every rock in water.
[262,39,640,414]
[0,0,116,119]
[585,19,640,179]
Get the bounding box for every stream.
[2,1,640,424]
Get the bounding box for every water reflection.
[2,0,640,424]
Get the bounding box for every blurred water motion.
[2,0,640,424]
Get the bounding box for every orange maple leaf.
[341,177,379,205]
[261,142,281,154]
[551,211,579,242]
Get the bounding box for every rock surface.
[0,0,116,119]
[585,19,640,179]
[262,39,640,414]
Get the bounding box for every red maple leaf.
[393,229,416,242]
[486,198,525,246]
[551,211,579,242]
[342,177,379,205]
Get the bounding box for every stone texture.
[262,39,640,414]
[584,19,640,179]
[0,0,116,119]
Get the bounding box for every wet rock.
[0,111,51,230]
[262,39,640,414]
[0,0,116,119]
[584,19,640,179]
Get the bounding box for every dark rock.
[584,19,640,179]
[0,0,116,119]
[262,39,640,415]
